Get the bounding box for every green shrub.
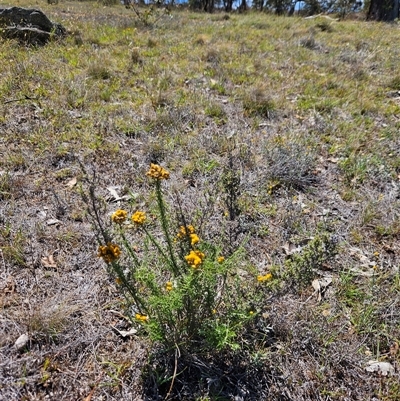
[84,164,260,354]
[264,140,317,191]
[242,86,276,118]
[284,234,338,288]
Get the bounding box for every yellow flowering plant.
[132,210,146,225]
[84,163,256,353]
[257,273,273,282]
[98,243,121,263]
[184,249,205,268]
[111,209,128,225]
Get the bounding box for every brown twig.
[3,95,39,104]
[165,343,180,400]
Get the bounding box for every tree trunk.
[225,0,233,12]
[288,1,297,15]
[238,0,247,11]
[204,0,214,13]
[367,0,399,21]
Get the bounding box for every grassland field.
[1,1,400,399]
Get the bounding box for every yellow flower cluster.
[217,256,225,263]
[185,250,205,268]
[257,273,272,282]
[165,281,173,291]
[98,243,121,263]
[178,225,205,267]
[132,211,146,225]
[177,225,195,238]
[190,233,199,246]
[111,209,128,224]
[177,225,200,246]
[135,313,149,322]
[111,209,146,225]
[146,163,170,180]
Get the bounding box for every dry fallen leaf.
[382,244,396,254]
[282,242,301,255]
[327,157,339,163]
[312,276,332,301]
[390,342,399,357]
[83,387,96,401]
[106,186,129,202]
[312,279,321,292]
[41,254,57,268]
[107,186,122,201]
[282,238,314,256]
[1,275,16,295]
[348,246,375,267]
[348,267,376,277]
[365,360,394,376]
[83,375,103,401]
[37,210,47,219]
[46,219,62,226]
[112,326,138,338]
[66,177,77,189]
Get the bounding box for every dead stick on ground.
[165,344,180,400]
[3,95,39,104]
[0,249,6,273]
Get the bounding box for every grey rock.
[0,7,66,45]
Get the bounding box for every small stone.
[14,333,29,351]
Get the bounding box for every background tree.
[253,0,265,11]
[224,0,234,11]
[268,0,295,14]
[238,0,248,11]
[367,0,399,20]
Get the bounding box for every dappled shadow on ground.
[142,349,274,400]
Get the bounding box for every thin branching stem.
[119,229,141,269]
[142,225,178,274]
[110,261,147,314]
[154,180,180,276]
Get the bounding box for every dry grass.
[1,1,400,400]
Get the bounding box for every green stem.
[119,229,141,269]
[142,225,177,274]
[110,261,147,314]
[155,180,180,275]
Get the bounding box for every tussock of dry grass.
[1,1,400,400]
